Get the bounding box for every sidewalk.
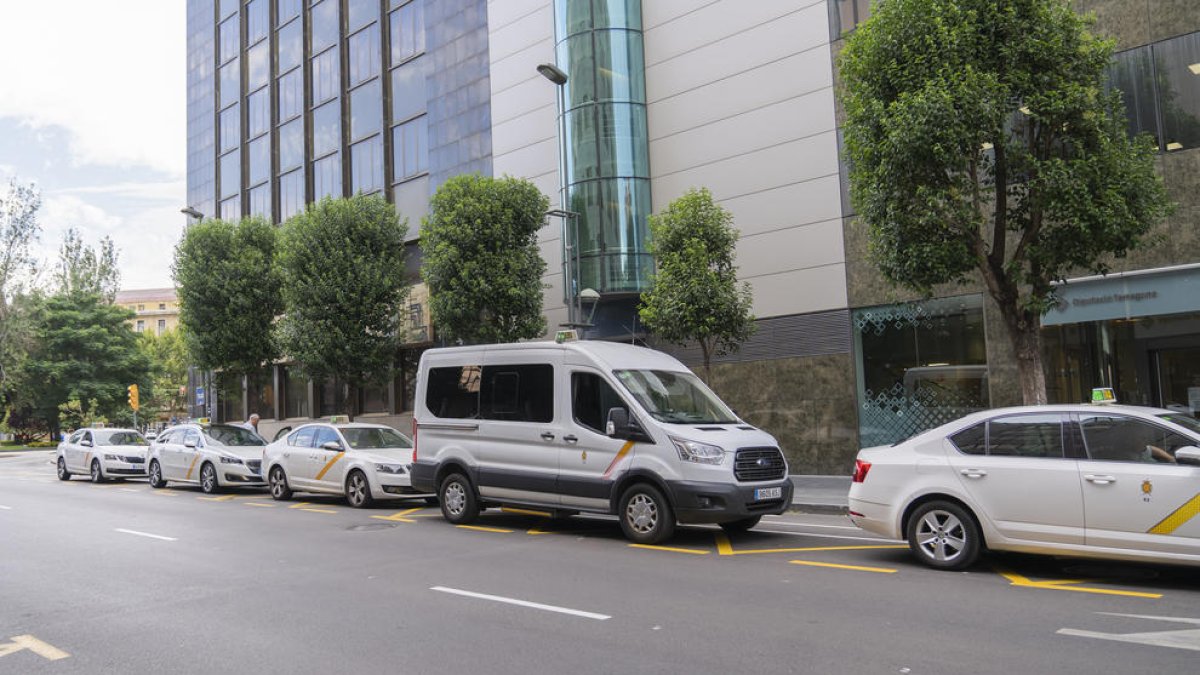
[789,475,850,514]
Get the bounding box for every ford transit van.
[409,338,793,544]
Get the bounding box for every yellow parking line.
[716,532,905,555]
[457,525,514,533]
[501,507,553,517]
[300,508,337,514]
[371,507,422,523]
[151,491,180,497]
[995,567,1162,599]
[288,501,312,509]
[198,494,237,502]
[790,560,897,574]
[629,544,710,555]
[244,501,276,508]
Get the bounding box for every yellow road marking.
[629,544,710,555]
[288,502,313,509]
[995,567,1162,599]
[790,560,897,573]
[198,494,237,502]
[184,454,200,480]
[457,525,514,533]
[0,634,70,661]
[151,491,180,497]
[371,507,422,523]
[244,501,275,508]
[314,452,345,481]
[300,508,337,514]
[716,532,904,555]
[501,507,552,517]
[1148,493,1200,534]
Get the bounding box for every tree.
[172,217,283,378]
[638,188,755,380]
[840,0,1173,404]
[276,195,410,418]
[138,328,190,421]
[0,177,41,391]
[53,228,120,302]
[422,174,549,344]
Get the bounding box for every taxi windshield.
[614,369,738,424]
[341,427,411,450]
[204,425,266,446]
[1159,413,1200,435]
[97,431,148,446]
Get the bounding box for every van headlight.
[220,456,244,464]
[670,437,725,465]
[375,463,406,474]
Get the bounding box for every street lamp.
[180,206,204,221]
[538,63,582,330]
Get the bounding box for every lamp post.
[180,206,204,222]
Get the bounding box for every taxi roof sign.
[1091,387,1117,404]
[195,417,211,424]
[328,415,351,424]
[555,329,579,344]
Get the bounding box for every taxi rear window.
[950,423,986,455]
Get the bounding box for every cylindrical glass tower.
[554,0,652,303]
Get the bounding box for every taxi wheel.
[619,484,675,545]
[268,466,292,501]
[57,457,71,481]
[439,473,479,525]
[199,462,219,494]
[719,516,762,534]
[148,460,166,488]
[90,459,105,484]
[906,501,981,571]
[345,470,374,508]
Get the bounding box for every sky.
[0,1,186,290]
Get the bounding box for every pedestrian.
[237,413,260,433]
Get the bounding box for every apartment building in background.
[115,288,181,335]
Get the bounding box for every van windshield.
[614,370,738,424]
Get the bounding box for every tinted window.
[480,364,554,423]
[100,431,148,446]
[185,430,202,446]
[1081,415,1194,464]
[342,427,411,449]
[572,372,626,434]
[205,425,265,447]
[1158,413,1200,435]
[426,365,481,419]
[81,431,94,445]
[290,427,316,447]
[313,427,342,449]
[69,430,84,444]
[950,423,986,455]
[156,430,176,445]
[987,415,1064,458]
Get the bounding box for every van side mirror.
[606,407,630,439]
[1176,446,1200,466]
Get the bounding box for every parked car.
[409,335,793,544]
[56,428,151,483]
[262,422,427,508]
[848,404,1200,569]
[146,423,266,493]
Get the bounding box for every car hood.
[355,447,413,465]
[212,445,267,460]
[105,444,151,457]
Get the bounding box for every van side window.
[426,366,481,419]
[479,364,553,423]
[572,372,625,434]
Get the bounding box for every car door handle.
[1084,474,1116,485]
[540,432,555,441]
[959,469,987,478]
[562,435,578,444]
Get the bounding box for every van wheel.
[57,457,71,480]
[906,501,980,570]
[439,473,479,525]
[148,460,166,488]
[619,484,675,545]
[423,496,440,507]
[346,470,373,508]
[269,466,292,500]
[719,516,761,534]
[90,459,105,484]
[199,462,218,494]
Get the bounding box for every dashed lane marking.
[115,528,177,542]
[457,525,514,533]
[0,634,70,661]
[789,560,897,574]
[629,543,710,555]
[995,567,1162,599]
[431,586,610,621]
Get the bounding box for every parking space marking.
[431,586,610,621]
[457,525,514,533]
[371,507,422,523]
[244,501,276,508]
[1058,613,1200,652]
[300,507,338,514]
[789,560,897,574]
[715,532,905,556]
[151,490,180,497]
[199,494,237,502]
[629,543,710,555]
[995,567,1162,599]
[119,488,140,493]
[115,528,177,542]
[0,634,70,661]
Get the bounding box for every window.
[829,0,872,36]
[987,415,1064,459]
[279,168,305,221]
[312,100,341,157]
[1156,32,1200,153]
[348,0,379,32]
[314,153,342,200]
[185,429,203,447]
[248,88,270,138]
[219,0,238,19]
[312,46,340,104]
[313,426,342,449]
[221,195,241,220]
[248,135,270,186]
[289,426,316,447]
[248,371,275,419]
[247,41,269,92]
[277,19,303,74]
[137,304,145,311]
[279,118,303,171]
[390,0,425,65]
[219,15,239,63]
[950,423,987,455]
[156,319,166,335]
[391,56,426,122]
[220,104,240,153]
[249,183,270,218]
[278,70,303,122]
[311,0,339,53]
[360,380,388,414]
[283,367,310,418]
[135,320,145,332]
[220,150,240,197]
[480,364,554,423]
[349,26,381,85]
[158,303,166,310]
[351,136,384,193]
[426,365,481,419]
[350,79,382,139]
[572,372,626,434]
[1108,47,1160,148]
[392,115,427,180]
[219,59,240,109]
[343,427,410,449]
[318,379,344,416]
[278,0,301,24]
[1080,415,1194,464]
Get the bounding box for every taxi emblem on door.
[1141,479,1153,501]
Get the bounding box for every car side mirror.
[80,439,93,447]
[184,439,198,448]
[606,407,630,439]
[1176,446,1200,466]
[321,441,344,452]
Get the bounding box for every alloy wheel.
[625,493,658,534]
[443,481,466,517]
[916,510,967,563]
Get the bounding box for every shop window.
[217,372,245,423]
[248,370,276,419]
[283,367,310,419]
[828,0,872,37]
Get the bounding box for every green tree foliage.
[423,174,549,344]
[276,195,410,417]
[172,217,283,377]
[59,398,106,432]
[13,293,151,435]
[840,0,1173,404]
[0,177,41,391]
[638,188,755,379]
[138,328,190,420]
[54,228,120,302]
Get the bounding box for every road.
[2,450,1198,674]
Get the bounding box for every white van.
[409,338,794,544]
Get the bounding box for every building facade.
[186,0,1200,471]
[115,288,182,335]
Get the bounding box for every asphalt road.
[2,449,1198,674]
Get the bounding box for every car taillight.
[852,459,872,483]
[411,417,418,462]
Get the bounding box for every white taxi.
[147,423,267,493]
[262,422,424,508]
[848,404,1200,570]
[56,428,151,482]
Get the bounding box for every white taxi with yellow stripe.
[146,423,267,493]
[261,422,423,508]
[849,404,1200,570]
[56,428,151,483]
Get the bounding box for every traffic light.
[127,384,140,411]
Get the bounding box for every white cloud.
[53,180,187,202]
[0,2,185,176]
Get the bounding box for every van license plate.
[754,487,782,501]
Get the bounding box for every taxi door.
[281,426,316,489]
[78,430,96,473]
[557,368,638,511]
[1076,412,1200,556]
[63,430,84,472]
[178,429,204,481]
[309,426,348,492]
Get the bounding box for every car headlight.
[219,456,244,464]
[670,437,725,465]
[104,453,120,461]
[374,463,406,474]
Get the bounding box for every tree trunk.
[699,340,712,383]
[995,299,1048,405]
[346,382,358,422]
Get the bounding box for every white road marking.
[119,488,140,493]
[114,528,177,542]
[0,505,11,510]
[753,528,900,543]
[430,586,610,621]
[1059,613,1200,652]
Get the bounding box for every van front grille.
[734,447,786,482]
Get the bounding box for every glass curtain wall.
[1107,31,1200,153]
[217,2,242,220]
[553,0,652,298]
